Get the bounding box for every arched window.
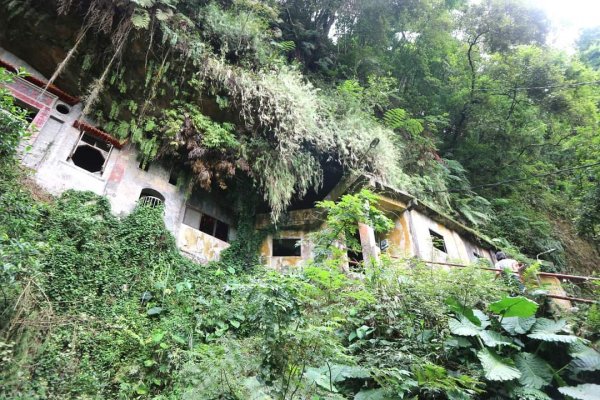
[138,188,165,208]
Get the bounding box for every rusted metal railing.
[420,260,597,304]
[138,195,164,208]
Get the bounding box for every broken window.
[15,100,38,123]
[68,132,112,174]
[272,238,301,257]
[182,206,229,242]
[429,229,447,253]
[138,159,150,172]
[347,230,364,272]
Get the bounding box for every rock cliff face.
[1,4,86,94]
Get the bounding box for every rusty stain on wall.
[177,225,230,263]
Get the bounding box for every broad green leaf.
[479,330,513,347]
[305,364,369,392]
[304,367,338,392]
[171,334,187,345]
[527,318,579,343]
[514,353,553,389]
[144,359,156,367]
[570,343,600,371]
[558,384,600,400]
[132,0,155,7]
[510,387,552,400]
[327,364,371,382]
[446,297,481,326]
[445,336,472,349]
[501,316,536,335]
[242,377,273,400]
[447,389,471,400]
[489,296,538,318]
[473,309,491,329]
[151,331,165,343]
[477,349,521,382]
[355,388,392,400]
[449,315,483,336]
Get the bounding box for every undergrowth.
[2,156,598,399]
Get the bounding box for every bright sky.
[527,0,600,50]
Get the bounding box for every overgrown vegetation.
[1,155,598,398]
[2,0,599,268]
[1,0,600,398]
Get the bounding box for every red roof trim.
[0,59,80,106]
[73,120,125,149]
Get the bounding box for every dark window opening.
[214,220,229,242]
[430,229,447,253]
[71,145,106,173]
[56,103,70,114]
[68,133,112,174]
[183,206,230,242]
[272,238,301,257]
[138,159,150,172]
[138,188,165,207]
[199,214,216,235]
[80,133,112,152]
[347,230,364,272]
[168,168,179,185]
[15,100,38,123]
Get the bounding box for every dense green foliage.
[1,0,598,266]
[1,0,600,398]
[1,154,598,398]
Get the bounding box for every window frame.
[68,131,113,175]
[429,229,447,254]
[182,206,230,243]
[272,238,302,257]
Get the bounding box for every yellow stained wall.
[382,211,414,258]
[177,224,230,262]
[382,206,493,265]
[260,230,314,272]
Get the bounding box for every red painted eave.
[0,59,80,106]
[73,120,126,149]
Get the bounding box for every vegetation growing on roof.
[2,0,599,269]
[1,0,600,398]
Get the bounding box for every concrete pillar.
[358,222,380,266]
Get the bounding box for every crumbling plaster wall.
[105,145,186,233]
[408,210,494,265]
[3,47,199,238]
[260,229,315,272]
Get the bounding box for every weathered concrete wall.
[376,197,415,259]
[105,145,185,232]
[539,276,572,311]
[178,225,230,263]
[260,229,314,272]
[3,47,237,263]
[409,209,469,263]
[187,189,237,230]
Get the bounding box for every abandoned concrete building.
[257,175,498,271]
[2,47,500,270]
